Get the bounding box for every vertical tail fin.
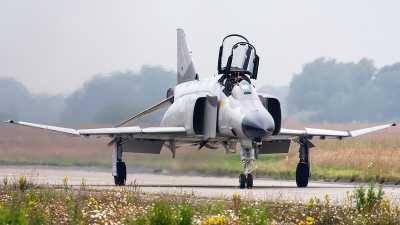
[177,28,198,84]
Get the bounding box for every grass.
[0,122,399,182]
[1,173,400,224]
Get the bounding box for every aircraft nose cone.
[242,111,275,139]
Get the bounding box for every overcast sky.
[1,1,400,95]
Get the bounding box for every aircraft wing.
[4,120,186,140]
[273,123,396,140]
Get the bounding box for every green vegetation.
[1,175,400,224]
[287,58,400,123]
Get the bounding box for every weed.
[81,177,87,189]
[62,176,69,190]
[18,175,28,191]
[354,182,385,212]
[2,173,8,186]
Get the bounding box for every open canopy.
[218,34,259,80]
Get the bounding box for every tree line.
[0,59,398,125]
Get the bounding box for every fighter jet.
[5,29,396,188]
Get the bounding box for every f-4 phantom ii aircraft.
[5,29,396,188]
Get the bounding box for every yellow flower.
[111,187,116,192]
[28,200,35,208]
[82,214,87,219]
[299,221,305,225]
[307,197,315,208]
[62,176,68,183]
[65,196,71,202]
[208,217,215,224]
[232,191,241,200]
[19,176,25,184]
[306,216,315,225]
[346,190,349,195]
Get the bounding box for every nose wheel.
[239,173,254,189]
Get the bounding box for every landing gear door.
[203,95,218,141]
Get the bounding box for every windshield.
[230,43,255,73]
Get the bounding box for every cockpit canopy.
[218,34,259,80]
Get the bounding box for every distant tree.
[374,63,400,121]
[286,57,396,123]
[60,66,175,125]
[0,78,64,124]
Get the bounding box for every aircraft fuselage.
[161,75,275,149]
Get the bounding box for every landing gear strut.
[239,147,257,189]
[112,140,127,186]
[296,139,312,187]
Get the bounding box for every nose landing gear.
[239,147,258,189]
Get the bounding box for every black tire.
[247,174,253,189]
[114,161,127,186]
[239,174,246,189]
[296,163,309,187]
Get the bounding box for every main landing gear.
[296,139,313,187]
[112,141,127,186]
[239,147,257,189]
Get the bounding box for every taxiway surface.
[1,166,400,204]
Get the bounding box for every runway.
[1,165,400,204]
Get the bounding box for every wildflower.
[28,200,35,208]
[306,216,315,225]
[299,221,305,225]
[89,197,98,205]
[111,187,116,192]
[208,217,215,224]
[18,175,26,189]
[62,176,68,183]
[65,196,71,202]
[232,191,241,200]
[307,198,315,208]
[346,190,349,195]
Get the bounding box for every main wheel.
[239,174,246,189]
[247,174,253,189]
[296,163,309,187]
[114,161,127,186]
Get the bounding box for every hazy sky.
[1,1,400,94]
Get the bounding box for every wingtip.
[392,123,396,127]
[4,120,14,123]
